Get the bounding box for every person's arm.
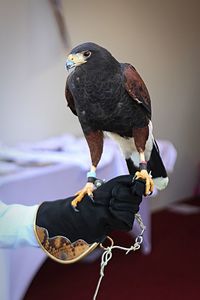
[34,175,145,263]
[0,201,39,248]
[0,175,144,263]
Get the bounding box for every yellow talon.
[71,182,95,208]
[135,169,154,196]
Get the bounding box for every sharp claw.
[135,170,154,196]
[88,193,94,202]
[71,198,78,208]
[71,203,79,212]
[71,182,95,207]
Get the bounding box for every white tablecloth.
[0,135,177,300]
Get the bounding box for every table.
[0,135,177,300]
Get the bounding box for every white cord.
[93,213,145,300]
[93,246,113,300]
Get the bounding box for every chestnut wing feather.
[122,63,151,119]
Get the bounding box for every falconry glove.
[34,175,145,263]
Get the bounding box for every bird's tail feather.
[147,140,169,190]
[126,140,169,191]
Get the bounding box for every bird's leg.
[135,151,154,196]
[71,165,96,208]
[126,158,139,174]
[133,126,154,196]
[71,130,103,209]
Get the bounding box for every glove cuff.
[34,204,99,264]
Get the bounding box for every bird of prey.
[65,42,168,208]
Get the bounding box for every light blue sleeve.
[0,201,39,248]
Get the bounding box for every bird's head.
[65,42,118,71]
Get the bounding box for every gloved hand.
[34,175,145,263]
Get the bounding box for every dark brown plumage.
[65,42,168,206]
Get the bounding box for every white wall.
[0,0,199,209]
[0,0,81,145]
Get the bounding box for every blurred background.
[0,0,199,210]
[0,0,200,299]
[0,0,199,209]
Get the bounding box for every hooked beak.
[65,53,86,71]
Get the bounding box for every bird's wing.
[65,81,77,116]
[122,63,151,118]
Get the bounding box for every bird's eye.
[83,51,91,58]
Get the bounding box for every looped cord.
[93,213,145,300]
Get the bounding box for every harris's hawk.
[65,42,168,208]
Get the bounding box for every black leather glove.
[34,175,145,264]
